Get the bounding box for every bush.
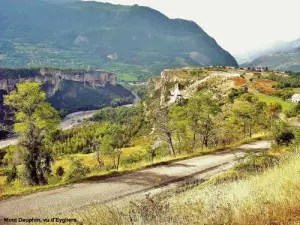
[121,154,143,165]
[234,153,280,174]
[275,131,295,146]
[66,157,90,181]
[5,166,17,184]
[284,103,300,118]
[55,166,64,177]
[272,121,295,146]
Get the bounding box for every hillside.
[0,0,238,81]
[0,68,134,114]
[236,38,300,65]
[0,66,299,224]
[242,38,300,72]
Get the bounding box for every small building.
[291,94,300,103]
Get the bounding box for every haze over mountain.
[0,0,237,81]
[241,38,300,72]
[236,38,300,65]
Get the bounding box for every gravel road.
[0,140,270,219]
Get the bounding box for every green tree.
[233,94,268,138]
[4,82,60,185]
[102,123,128,170]
[154,108,176,157]
[187,93,220,149]
[168,105,188,154]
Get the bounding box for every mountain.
[0,0,237,81]
[242,39,300,72]
[237,38,300,68]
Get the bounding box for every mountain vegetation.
[4,82,60,185]
[0,0,237,81]
[1,67,299,201]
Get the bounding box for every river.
[0,90,140,149]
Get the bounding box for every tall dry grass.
[72,147,300,225]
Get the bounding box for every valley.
[0,1,299,224]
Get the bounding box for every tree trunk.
[191,131,196,152]
[177,131,182,154]
[116,152,121,171]
[167,132,176,157]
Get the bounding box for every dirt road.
[0,140,270,219]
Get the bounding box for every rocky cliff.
[147,67,241,106]
[0,68,134,115]
[0,68,117,93]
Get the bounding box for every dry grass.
[232,77,248,87]
[71,146,300,225]
[252,79,276,94]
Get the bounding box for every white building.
[291,94,300,103]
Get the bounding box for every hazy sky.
[92,0,300,55]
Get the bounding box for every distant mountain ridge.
[0,0,237,81]
[242,38,300,72]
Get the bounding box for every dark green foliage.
[228,87,248,102]
[48,81,134,113]
[92,104,144,137]
[0,0,237,81]
[276,131,295,146]
[52,105,145,155]
[5,166,17,184]
[121,153,144,165]
[273,88,295,100]
[235,154,280,173]
[272,122,295,146]
[189,69,203,76]
[284,103,300,118]
[55,166,64,177]
[0,90,13,139]
[4,82,60,185]
[268,74,300,88]
[66,157,90,181]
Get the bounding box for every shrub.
[55,166,64,177]
[127,194,170,224]
[272,121,295,146]
[275,131,295,146]
[284,103,300,118]
[66,157,90,181]
[5,166,17,184]
[121,153,144,165]
[236,154,280,173]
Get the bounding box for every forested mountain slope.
[0,0,238,80]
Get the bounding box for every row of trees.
[3,81,296,186]
[151,92,282,159]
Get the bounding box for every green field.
[255,93,295,111]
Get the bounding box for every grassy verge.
[69,145,300,225]
[0,134,267,200]
[254,92,295,111]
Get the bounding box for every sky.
[91,0,300,55]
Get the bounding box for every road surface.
[0,140,270,219]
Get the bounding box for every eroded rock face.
[0,68,117,95]
[0,68,134,114]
